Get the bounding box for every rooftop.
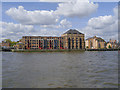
[22,36,60,38]
[86,36,105,42]
[63,29,83,34]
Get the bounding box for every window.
[76,39,78,49]
[72,38,74,49]
[98,43,100,48]
[104,43,106,48]
[54,40,59,49]
[90,40,93,48]
[68,38,71,49]
[80,38,82,49]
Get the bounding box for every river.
[2,51,118,88]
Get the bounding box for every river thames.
[2,51,118,88]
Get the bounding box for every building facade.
[13,42,24,50]
[21,29,85,50]
[1,40,10,48]
[61,29,85,49]
[106,39,118,49]
[85,36,106,49]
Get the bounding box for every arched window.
[90,40,93,48]
[80,38,82,49]
[104,43,106,48]
[72,38,74,49]
[98,43,100,48]
[68,38,71,49]
[76,38,78,49]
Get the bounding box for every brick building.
[106,39,118,49]
[21,29,85,50]
[85,36,106,49]
[13,42,24,50]
[1,40,10,48]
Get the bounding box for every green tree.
[4,39,18,46]
[19,39,22,41]
[4,39,12,43]
[108,45,111,49]
[11,41,18,46]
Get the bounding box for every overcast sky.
[0,0,118,42]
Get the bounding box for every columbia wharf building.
[85,36,106,49]
[21,29,85,50]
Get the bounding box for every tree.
[4,39,12,43]
[4,39,18,47]
[11,41,18,46]
[19,39,22,42]
[108,45,111,49]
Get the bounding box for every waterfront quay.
[86,48,120,51]
[2,48,120,52]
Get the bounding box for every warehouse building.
[21,29,85,50]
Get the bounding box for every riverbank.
[11,49,85,52]
[2,48,120,52]
[2,48,11,52]
[86,49,120,51]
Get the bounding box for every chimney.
[110,39,111,42]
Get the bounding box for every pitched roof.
[63,29,83,34]
[86,36,105,42]
[95,38,105,42]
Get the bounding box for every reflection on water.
[2,51,118,88]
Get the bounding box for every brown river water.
[2,51,118,88]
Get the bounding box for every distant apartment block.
[21,29,85,50]
[85,36,106,49]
